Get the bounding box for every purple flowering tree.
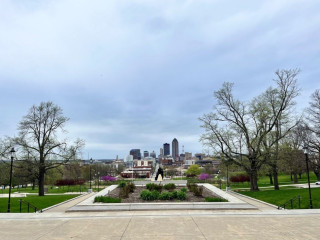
[199,173,210,181]
[101,175,116,182]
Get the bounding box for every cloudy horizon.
[1,0,320,159]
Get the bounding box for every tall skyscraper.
[130,149,141,160]
[163,143,170,156]
[143,151,149,158]
[172,138,179,161]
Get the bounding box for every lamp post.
[89,158,93,192]
[303,146,313,209]
[97,171,100,192]
[226,163,230,191]
[7,148,15,213]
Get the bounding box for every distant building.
[112,159,126,170]
[143,151,149,158]
[150,150,156,158]
[172,138,179,161]
[125,155,134,168]
[130,149,141,160]
[160,148,164,155]
[195,153,205,161]
[163,143,170,156]
[185,159,196,167]
[160,156,173,166]
[125,155,133,162]
[185,152,192,160]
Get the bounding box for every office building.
[163,143,170,156]
[172,138,179,161]
[130,149,141,160]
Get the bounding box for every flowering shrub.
[199,173,210,181]
[101,176,116,182]
[230,174,250,183]
[55,179,85,186]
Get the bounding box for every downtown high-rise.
[172,138,179,161]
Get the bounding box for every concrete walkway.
[1,189,320,239]
[227,190,278,211]
[44,192,96,213]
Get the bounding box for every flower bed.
[106,184,226,203]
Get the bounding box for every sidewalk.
[1,189,320,239]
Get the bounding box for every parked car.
[316,181,320,185]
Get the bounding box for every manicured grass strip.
[205,197,228,202]
[240,188,320,209]
[0,186,88,194]
[94,196,121,203]
[0,194,79,213]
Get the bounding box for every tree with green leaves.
[186,164,201,176]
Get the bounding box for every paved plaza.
[1,192,320,240]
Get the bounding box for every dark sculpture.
[155,167,164,181]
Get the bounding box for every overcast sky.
[1,0,320,159]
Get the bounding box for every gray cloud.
[1,0,320,158]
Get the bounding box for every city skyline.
[1,1,319,159]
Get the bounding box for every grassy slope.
[0,194,79,213]
[240,187,320,209]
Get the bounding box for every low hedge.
[164,183,176,191]
[141,189,186,201]
[146,183,163,192]
[94,196,121,203]
[205,197,227,202]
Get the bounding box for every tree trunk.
[38,164,45,196]
[314,169,320,181]
[290,172,293,181]
[268,173,273,185]
[273,167,279,190]
[293,173,298,184]
[249,170,259,191]
[32,179,35,190]
[299,173,302,179]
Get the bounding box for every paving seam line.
[229,190,280,209]
[41,193,90,212]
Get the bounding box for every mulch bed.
[106,186,222,203]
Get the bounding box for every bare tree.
[14,102,84,196]
[306,89,320,180]
[200,69,300,191]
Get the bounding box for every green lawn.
[224,173,318,190]
[0,194,79,213]
[1,185,88,194]
[239,187,320,209]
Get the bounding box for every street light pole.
[303,146,313,209]
[7,148,15,213]
[89,158,93,192]
[226,163,229,191]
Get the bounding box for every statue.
[155,167,164,181]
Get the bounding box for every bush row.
[55,179,85,186]
[140,189,187,201]
[230,174,250,183]
[94,196,121,203]
[205,197,228,202]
